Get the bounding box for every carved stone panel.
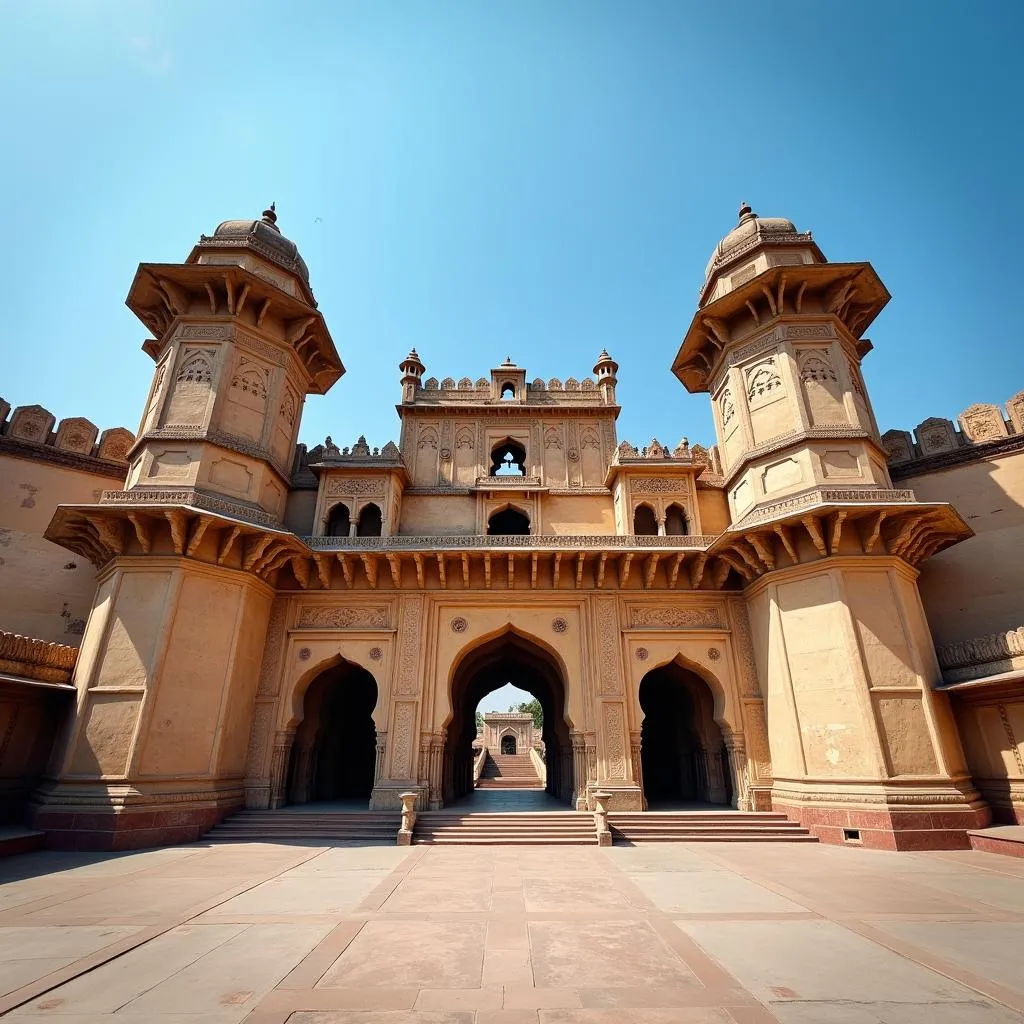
[394,597,424,696]
[9,405,55,443]
[257,598,289,698]
[54,417,99,455]
[296,605,390,629]
[628,606,724,629]
[389,700,417,778]
[728,600,760,697]
[602,702,627,779]
[1007,391,1024,435]
[595,598,623,696]
[958,403,1008,444]
[98,427,135,463]
[881,429,915,464]
[914,417,957,455]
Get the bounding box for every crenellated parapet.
[0,397,134,478]
[0,630,77,684]
[883,388,1024,477]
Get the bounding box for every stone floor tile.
[318,919,486,989]
[502,988,583,1010]
[0,924,140,959]
[522,878,632,913]
[8,923,245,1016]
[286,1013,475,1023]
[16,877,245,923]
[627,871,808,914]
[869,920,1024,995]
[678,919,986,1003]
[414,987,503,1009]
[0,957,75,996]
[122,922,332,1016]
[602,847,725,874]
[202,873,392,917]
[767,1000,1024,1022]
[380,876,493,913]
[529,920,697,989]
[912,871,1024,912]
[540,1010,740,1023]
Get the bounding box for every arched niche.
[490,438,527,476]
[326,502,351,537]
[356,502,383,537]
[488,504,531,535]
[633,503,658,535]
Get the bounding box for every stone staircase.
[415,811,596,845]
[608,810,817,843]
[204,810,401,843]
[476,752,543,789]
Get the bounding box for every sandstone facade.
[1,202,1020,850]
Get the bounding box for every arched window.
[633,503,658,536]
[356,502,382,537]
[664,503,688,536]
[500,381,516,400]
[490,438,526,476]
[326,502,351,538]
[488,506,531,536]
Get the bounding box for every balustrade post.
[397,791,418,845]
[592,789,613,847]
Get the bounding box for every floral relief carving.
[596,599,622,695]
[798,350,838,383]
[256,598,289,697]
[297,605,390,629]
[958,404,1008,444]
[177,350,214,385]
[720,387,736,427]
[231,362,269,400]
[544,427,562,450]
[629,606,724,629]
[418,425,439,449]
[325,478,386,497]
[389,701,416,778]
[746,359,783,404]
[395,599,424,695]
[728,600,760,697]
[603,703,627,779]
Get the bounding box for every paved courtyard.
[0,838,1023,1023]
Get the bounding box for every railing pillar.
[397,791,418,845]
[592,789,613,847]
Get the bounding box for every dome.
[200,204,310,285]
[703,203,800,283]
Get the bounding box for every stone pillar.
[725,733,750,811]
[704,744,728,805]
[630,734,646,810]
[571,732,587,809]
[269,729,295,809]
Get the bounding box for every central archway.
[445,631,574,805]
[639,660,732,808]
[287,659,378,806]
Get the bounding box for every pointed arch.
[633,502,658,536]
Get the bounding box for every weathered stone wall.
[0,400,132,645]
[885,389,1024,672]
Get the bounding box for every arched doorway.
[501,734,517,755]
[633,503,658,535]
[639,660,732,808]
[287,659,378,806]
[356,503,382,537]
[445,631,573,805]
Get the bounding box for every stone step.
[607,810,817,844]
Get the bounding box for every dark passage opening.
[501,734,517,755]
[288,660,378,805]
[639,661,732,807]
[488,507,531,535]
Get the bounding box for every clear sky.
[3,1,1022,457]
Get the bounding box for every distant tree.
[510,698,543,730]
[475,709,484,733]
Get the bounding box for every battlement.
[883,388,1024,476]
[0,397,134,477]
[412,375,609,406]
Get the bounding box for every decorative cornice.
[0,435,128,480]
[99,488,284,528]
[131,427,293,484]
[301,533,718,552]
[0,630,77,685]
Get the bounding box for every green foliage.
[475,709,484,732]
[509,697,543,729]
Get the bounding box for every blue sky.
[3,0,1022,461]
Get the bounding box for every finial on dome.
[737,201,755,224]
[261,202,278,227]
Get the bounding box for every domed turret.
[700,202,823,307]
[192,204,314,302]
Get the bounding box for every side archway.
[285,657,380,806]
[637,658,733,808]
